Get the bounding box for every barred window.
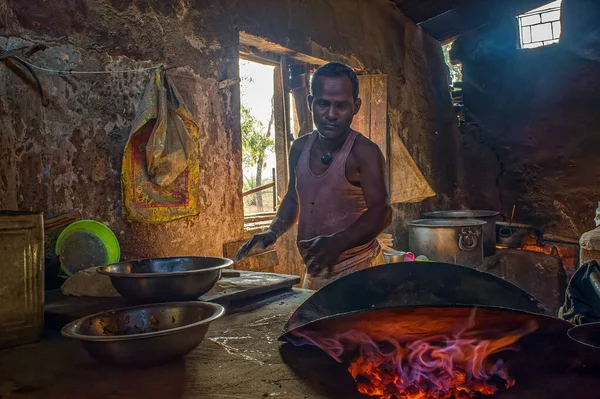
[517,0,562,49]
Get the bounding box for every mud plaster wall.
[452,0,600,239]
[0,0,459,262]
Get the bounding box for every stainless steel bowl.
[97,256,233,303]
[61,301,225,366]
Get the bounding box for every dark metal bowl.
[97,256,233,303]
[568,322,600,349]
[61,301,225,366]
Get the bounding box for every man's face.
[309,75,361,139]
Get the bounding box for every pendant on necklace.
[321,153,333,165]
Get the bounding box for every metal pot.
[496,222,535,248]
[423,210,500,256]
[408,219,486,268]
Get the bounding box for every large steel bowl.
[61,301,225,366]
[97,256,233,303]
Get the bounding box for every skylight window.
[517,0,562,49]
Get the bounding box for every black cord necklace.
[317,137,344,165]
[321,152,333,165]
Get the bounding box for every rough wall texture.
[0,0,459,262]
[453,0,600,239]
[0,0,243,259]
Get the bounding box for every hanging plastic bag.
[145,70,194,186]
[121,68,201,222]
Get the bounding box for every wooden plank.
[369,75,388,159]
[223,239,251,259]
[393,0,462,24]
[351,74,388,185]
[418,0,553,41]
[44,271,300,326]
[242,182,275,197]
[44,211,81,232]
[223,239,279,272]
[290,62,313,137]
[370,75,389,187]
[239,31,364,71]
[234,250,279,272]
[273,64,288,204]
[351,75,372,139]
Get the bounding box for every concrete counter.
[0,289,355,399]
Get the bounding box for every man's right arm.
[234,135,308,261]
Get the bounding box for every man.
[235,62,392,290]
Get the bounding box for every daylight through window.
[517,0,562,49]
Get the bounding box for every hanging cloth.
[121,68,201,222]
[559,261,600,325]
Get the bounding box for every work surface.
[4,287,600,399]
[44,270,300,325]
[0,289,357,399]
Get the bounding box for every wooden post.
[272,167,276,211]
[273,59,290,202]
[290,62,313,137]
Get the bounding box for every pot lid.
[408,218,487,227]
[423,210,500,218]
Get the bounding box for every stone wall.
[453,0,600,239]
[0,0,459,263]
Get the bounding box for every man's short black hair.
[310,62,359,101]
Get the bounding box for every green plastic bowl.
[55,220,120,276]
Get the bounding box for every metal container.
[496,222,536,248]
[408,219,486,268]
[61,301,225,366]
[383,251,407,263]
[568,322,600,350]
[0,211,44,349]
[423,210,500,256]
[97,256,233,303]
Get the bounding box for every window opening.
[517,0,562,49]
[442,41,463,86]
[239,58,276,215]
[442,41,464,122]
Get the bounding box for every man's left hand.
[298,234,346,278]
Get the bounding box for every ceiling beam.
[413,0,557,41]
[393,0,461,24]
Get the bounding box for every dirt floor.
[0,289,359,399]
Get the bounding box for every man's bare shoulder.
[289,133,312,165]
[353,132,385,161]
[291,133,311,150]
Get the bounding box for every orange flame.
[292,310,538,399]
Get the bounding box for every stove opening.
[292,309,538,399]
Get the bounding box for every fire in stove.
[292,310,538,399]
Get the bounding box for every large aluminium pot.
[408,219,486,268]
[423,210,500,256]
